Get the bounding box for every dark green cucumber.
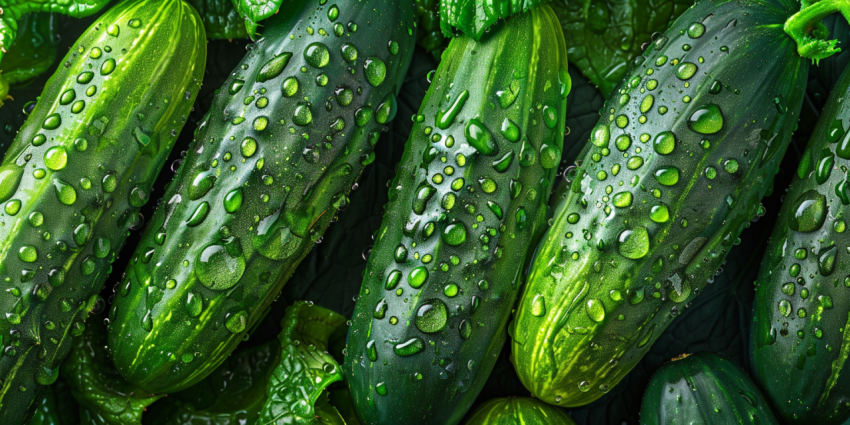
[463,397,575,425]
[107,0,416,394]
[0,0,205,422]
[185,0,248,39]
[751,24,850,425]
[640,352,778,425]
[63,319,161,425]
[511,0,808,408]
[344,5,569,425]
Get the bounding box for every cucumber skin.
[640,353,778,425]
[463,397,575,425]
[511,0,807,408]
[344,5,569,425]
[0,0,205,422]
[751,51,850,425]
[108,0,416,394]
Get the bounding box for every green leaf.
[0,0,111,73]
[1,13,60,86]
[551,0,690,98]
[258,302,347,424]
[61,319,162,425]
[438,0,548,40]
[415,0,447,59]
[185,0,248,39]
[143,335,282,424]
[26,378,78,425]
[230,0,283,39]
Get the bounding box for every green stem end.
[785,0,850,63]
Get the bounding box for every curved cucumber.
[344,5,569,425]
[107,0,416,394]
[640,352,778,424]
[0,0,205,422]
[463,397,575,425]
[751,37,850,425]
[511,0,807,408]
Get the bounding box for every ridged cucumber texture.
[108,0,416,394]
[640,352,778,425]
[464,397,575,425]
[752,42,850,425]
[511,0,807,408]
[345,5,569,425]
[0,0,205,422]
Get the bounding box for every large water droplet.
[415,299,448,333]
[653,131,675,155]
[585,299,605,322]
[53,179,77,205]
[257,52,292,82]
[394,338,425,356]
[687,104,724,134]
[789,190,827,232]
[618,227,650,259]
[675,62,697,80]
[465,119,498,156]
[225,310,248,333]
[0,164,22,203]
[531,295,546,316]
[195,244,245,290]
[364,57,387,86]
[436,90,469,130]
[188,170,216,200]
[654,167,679,186]
[304,43,330,68]
[442,223,467,246]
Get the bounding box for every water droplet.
[789,190,827,232]
[585,299,605,322]
[257,52,292,82]
[188,171,216,200]
[778,300,791,317]
[225,310,248,333]
[618,227,650,259]
[293,104,313,126]
[654,167,679,186]
[436,90,469,130]
[442,223,467,246]
[195,244,245,290]
[409,267,428,288]
[42,114,61,130]
[501,118,520,142]
[591,124,610,148]
[304,43,330,68]
[394,338,425,356]
[653,131,675,155]
[224,188,243,213]
[364,57,387,86]
[53,179,77,205]
[459,319,472,339]
[18,246,37,263]
[650,203,669,223]
[415,299,448,333]
[687,23,706,38]
[613,192,632,207]
[688,104,724,134]
[531,295,546,316]
[465,119,497,156]
[282,77,299,97]
[675,62,697,80]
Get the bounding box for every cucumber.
[107,0,416,394]
[463,397,575,425]
[511,0,808,408]
[184,0,248,40]
[344,5,569,424]
[751,37,850,425]
[0,0,205,422]
[640,352,778,425]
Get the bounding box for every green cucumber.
[463,397,575,425]
[344,5,569,424]
[511,0,809,408]
[751,9,850,423]
[107,0,416,394]
[640,352,778,424]
[185,0,248,39]
[0,0,206,422]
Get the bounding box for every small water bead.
[101,58,116,75]
[789,190,827,232]
[282,77,299,97]
[44,146,68,170]
[618,227,650,259]
[627,157,644,170]
[444,283,459,297]
[616,115,629,128]
[4,200,20,215]
[705,166,717,179]
[724,159,739,173]
[293,104,313,126]
[18,246,37,263]
[613,192,632,207]
[591,124,610,148]
[53,180,77,205]
[615,135,631,151]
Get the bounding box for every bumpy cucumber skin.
[751,56,850,425]
[0,0,205,422]
[108,0,416,394]
[511,0,807,408]
[463,397,575,425]
[640,353,778,425]
[344,6,569,425]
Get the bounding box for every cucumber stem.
[785,0,850,62]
